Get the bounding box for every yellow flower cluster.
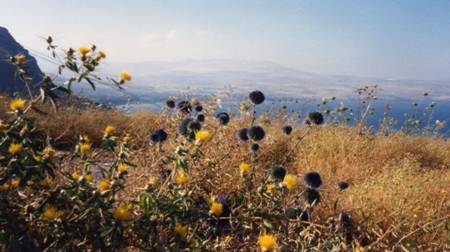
[14,54,26,64]
[119,71,132,82]
[210,201,223,217]
[283,174,297,190]
[9,98,25,111]
[98,179,111,192]
[195,130,210,142]
[114,204,133,221]
[175,170,189,186]
[104,125,115,135]
[258,234,277,251]
[78,46,91,56]
[8,143,22,154]
[239,162,251,176]
[174,222,188,236]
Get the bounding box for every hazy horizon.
[2,0,450,81]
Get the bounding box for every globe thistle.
[307,112,324,125]
[285,205,309,222]
[248,126,265,141]
[339,212,352,229]
[194,105,203,112]
[237,128,249,141]
[304,171,322,188]
[337,181,349,190]
[216,112,230,125]
[196,114,205,122]
[178,118,201,140]
[177,100,192,114]
[250,143,260,152]
[249,90,265,105]
[282,125,293,135]
[166,99,176,108]
[271,165,286,181]
[149,129,168,143]
[303,188,321,204]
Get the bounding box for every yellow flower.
[43,146,56,158]
[239,162,251,176]
[266,183,275,194]
[354,246,366,252]
[258,234,277,251]
[174,222,188,236]
[118,164,128,173]
[148,176,158,186]
[85,174,94,183]
[114,204,133,221]
[195,130,210,142]
[98,179,111,192]
[119,71,132,82]
[43,205,58,220]
[191,98,200,105]
[81,135,90,143]
[10,178,20,188]
[33,154,42,161]
[224,235,232,243]
[283,174,297,190]
[9,98,25,111]
[79,143,91,154]
[0,183,10,191]
[175,170,189,186]
[40,177,53,187]
[98,50,106,59]
[8,143,22,154]
[14,54,26,64]
[78,46,91,56]
[104,125,115,135]
[210,201,223,217]
[71,171,80,181]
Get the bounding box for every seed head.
[249,90,265,105]
[248,126,265,141]
[303,188,321,204]
[337,181,349,190]
[271,165,286,181]
[304,171,322,188]
[166,99,176,108]
[282,125,293,135]
[177,100,192,114]
[237,128,249,141]
[216,112,230,125]
[307,112,324,125]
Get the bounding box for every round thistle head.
[250,143,260,152]
[249,90,265,105]
[178,117,202,141]
[177,100,192,114]
[303,188,321,204]
[304,171,323,188]
[285,205,309,222]
[307,112,324,125]
[248,126,265,141]
[271,165,286,181]
[166,99,176,108]
[237,128,249,141]
[282,125,293,135]
[196,114,205,122]
[339,212,352,228]
[194,105,203,112]
[216,112,230,125]
[149,129,168,143]
[337,181,349,190]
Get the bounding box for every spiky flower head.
[258,234,277,251]
[216,112,230,125]
[339,212,352,228]
[282,125,293,135]
[337,181,349,190]
[104,125,116,136]
[248,126,265,141]
[177,100,192,114]
[8,143,22,155]
[303,188,321,204]
[194,105,203,112]
[249,90,265,105]
[250,143,260,152]
[196,114,205,122]
[114,204,133,221]
[283,174,297,190]
[174,222,188,236]
[9,98,26,111]
[78,47,91,56]
[307,112,324,125]
[166,99,176,108]
[97,179,110,192]
[271,165,286,181]
[119,71,132,82]
[304,171,323,188]
[210,201,223,217]
[149,129,168,143]
[240,162,251,176]
[237,128,249,141]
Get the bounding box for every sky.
[1,0,450,80]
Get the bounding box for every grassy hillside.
[0,93,448,251]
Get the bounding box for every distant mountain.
[0,26,43,95]
[103,59,450,103]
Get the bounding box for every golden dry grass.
[1,96,448,250]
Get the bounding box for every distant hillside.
[0,26,43,95]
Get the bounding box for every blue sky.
[1,0,450,80]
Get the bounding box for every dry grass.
[1,95,448,250]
